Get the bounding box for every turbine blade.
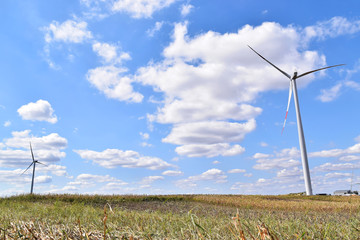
[281,81,293,135]
[30,142,35,162]
[248,45,291,79]
[296,64,345,79]
[21,162,34,175]
[37,161,48,167]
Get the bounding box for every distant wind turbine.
[21,142,47,194]
[248,45,344,196]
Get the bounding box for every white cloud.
[140,132,150,140]
[253,148,301,170]
[0,169,31,185]
[68,174,127,188]
[253,152,271,159]
[355,135,360,143]
[231,172,304,194]
[162,120,254,157]
[74,148,174,170]
[3,121,11,127]
[35,175,52,184]
[317,83,342,102]
[0,130,67,168]
[140,175,164,185]
[152,101,262,124]
[324,172,351,179]
[228,169,246,174]
[318,59,360,102]
[86,65,143,103]
[92,42,131,64]
[39,164,67,176]
[304,17,360,42]
[339,155,360,161]
[44,20,93,43]
[176,168,227,188]
[180,4,193,17]
[93,42,117,62]
[162,170,183,176]
[112,0,176,18]
[174,143,245,158]
[231,166,305,194]
[276,167,302,179]
[137,21,328,158]
[17,100,58,124]
[313,162,360,172]
[310,143,360,158]
[345,80,360,90]
[147,21,164,37]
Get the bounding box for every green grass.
[1,194,360,239]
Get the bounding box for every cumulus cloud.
[140,175,164,185]
[0,169,31,185]
[162,170,183,176]
[17,100,58,123]
[0,130,67,168]
[317,83,342,102]
[162,120,254,157]
[176,168,227,188]
[228,169,246,174]
[304,17,360,42]
[44,20,92,43]
[87,41,143,103]
[68,174,127,188]
[87,65,143,103]
[231,174,304,194]
[35,175,52,184]
[1,169,53,191]
[92,42,131,64]
[136,21,329,157]
[39,164,68,176]
[135,18,359,158]
[310,142,360,159]
[74,148,174,170]
[180,4,193,17]
[3,121,11,127]
[112,0,176,18]
[147,21,164,37]
[313,162,360,172]
[253,147,301,170]
[140,132,150,140]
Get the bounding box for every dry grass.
[1,194,360,239]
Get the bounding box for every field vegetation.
[1,194,360,239]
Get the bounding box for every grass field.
[1,194,360,239]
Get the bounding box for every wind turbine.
[21,142,47,194]
[248,45,344,196]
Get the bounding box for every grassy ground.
[0,194,360,239]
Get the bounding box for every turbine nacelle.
[292,72,298,79]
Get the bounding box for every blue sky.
[1,0,360,196]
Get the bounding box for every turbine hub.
[292,72,298,79]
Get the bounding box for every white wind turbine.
[21,142,47,194]
[248,45,344,195]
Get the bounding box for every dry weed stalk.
[103,202,113,240]
[231,209,278,240]
[257,223,277,240]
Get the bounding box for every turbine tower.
[248,45,344,195]
[21,142,47,194]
